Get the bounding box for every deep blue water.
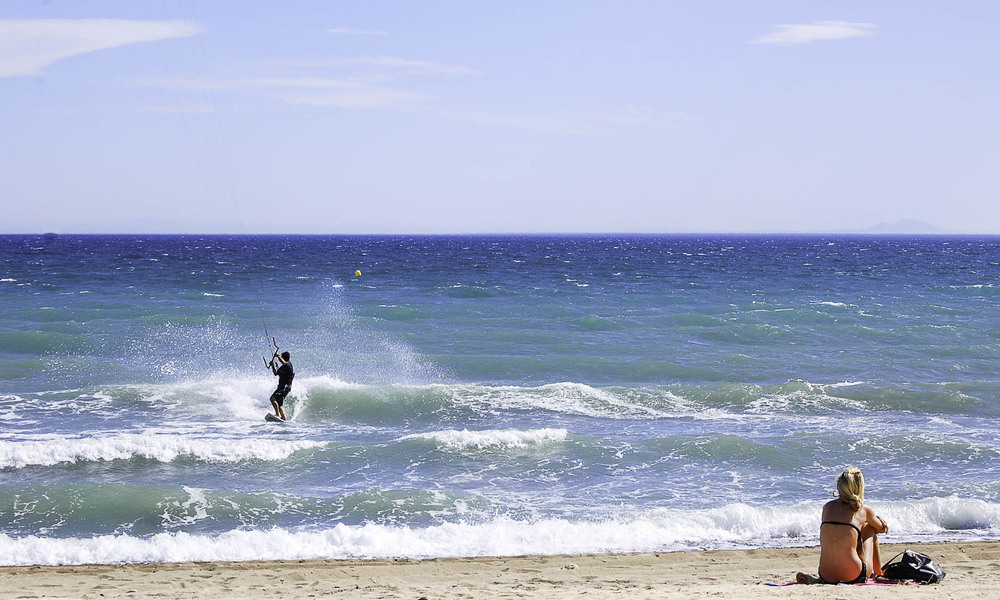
[2,234,1000,564]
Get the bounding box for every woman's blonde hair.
[836,466,865,512]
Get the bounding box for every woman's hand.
[877,515,889,534]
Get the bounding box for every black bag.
[881,549,946,583]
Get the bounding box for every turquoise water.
[2,234,1000,564]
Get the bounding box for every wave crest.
[400,428,568,450]
[2,496,997,565]
[0,434,326,469]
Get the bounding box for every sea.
[2,234,1000,566]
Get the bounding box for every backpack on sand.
[881,550,946,584]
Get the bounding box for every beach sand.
[0,541,994,599]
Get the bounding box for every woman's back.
[818,499,866,583]
[798,467,887,585]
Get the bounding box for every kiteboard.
[264,413,286,423]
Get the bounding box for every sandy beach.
[0,541,995,599]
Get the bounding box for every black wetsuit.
[270,361,294,406]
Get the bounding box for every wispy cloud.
[254,77,432,109]
[751,21,876,46]
[0,18,203,78]
[278,88,430,109]
[140,76,431,110]
[278,56,478,76]
[138,103,217,114]
[327,27,388,36]
[331,56,478,75]
[447,111,604,135]
[447,106,693,135]
[141,75,686,133]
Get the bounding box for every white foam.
[747,381,868,413]
[3,496,996,566]
[0,433,326,469]
[886,496,1000,533]
[490,382,673,419]
[401,428,567,450]
[322,381,725,421]
[161,487,212,528]
[658,390,735,421]
[827,381,865,388]
[133,375,299,421]
[0,512,796,566]
[297,375,358,390]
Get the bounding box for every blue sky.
[2,1,998,234]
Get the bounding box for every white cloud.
[253,77,432,109]
[327,27,388,36]
[338,56,478,75]
[138,104,217,114]
[0,18,203,78]
[278,88,430,109]
[142,76,682,130]
[447,111,605,135]
[277,56,478,76]
[137,78,684,133]
[135,76,242,93]
[751,21,876,46]
[139,76,431,110]
[446,106,693,135]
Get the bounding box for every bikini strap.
[821,520,862,537]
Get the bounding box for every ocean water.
[2,234,1000,566]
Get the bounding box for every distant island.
[858,219,950,234]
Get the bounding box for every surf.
[1,496,997,566]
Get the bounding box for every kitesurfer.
[268,350,294,421]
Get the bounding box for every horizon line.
[3,231,996,237]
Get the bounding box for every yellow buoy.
[354,270,362,277]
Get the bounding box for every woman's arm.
[866,507,889,534]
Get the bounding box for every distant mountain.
[859,219,949,234]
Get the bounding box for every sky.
[1,1,998,234]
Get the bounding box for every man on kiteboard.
[269,350,294,421]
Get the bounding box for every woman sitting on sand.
[798,466,889,584]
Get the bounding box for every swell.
[9,376,1000,430]
[0,483,494,537]
[290,377,1000,424]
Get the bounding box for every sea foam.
[1,496,996,566]
[0,434,326,469]
[401,428,568,450]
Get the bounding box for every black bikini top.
[821,520,862,537]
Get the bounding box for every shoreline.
[1,541,996,599]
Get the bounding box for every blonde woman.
[798,467,889,584]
